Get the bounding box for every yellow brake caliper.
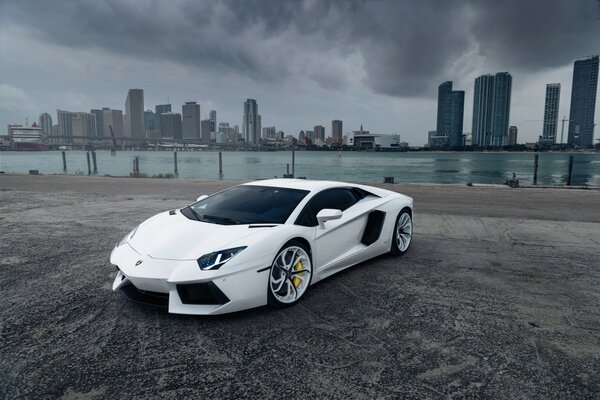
[292,259,302,287]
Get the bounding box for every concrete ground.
[1,175,599,399]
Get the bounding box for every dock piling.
[174,151,178,175]
[219,152,223,175]
[567,155,574,186]
[62,151,67,172]
[533,153,539,185]
[86,152,91,175]
[291,148,295,178]
[92,151,97,174]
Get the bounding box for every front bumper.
[111,243,272,315]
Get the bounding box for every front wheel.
[268,240,312,308]
[390,209,412,256]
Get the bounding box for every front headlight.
[197,246,247,270]
[117,225,139,247]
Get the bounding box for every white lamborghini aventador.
[111,179,413,315]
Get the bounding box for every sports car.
[111,179,413,315]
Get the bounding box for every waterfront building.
[508,126,518,146]
[56,110,97,143]
[39,113,52,138]
[201,119,211,143]
[472,73,512,147]
[298,130,306,143]
[540,83,561,145]
[314,125,325,142]
[568,55,599,146]
[262,126,276,139]
[427,130,449,148]
[160,112,182,139]
[91,108,124,141]
[182,102,201,139]
[144,110,155,131]
[332,120,343,144]
[154,104,171,132]
[209,110,217,133]
[124,89,144,138]
[436,81,465,147]
[349,133,400,149]
[243,99,260,144]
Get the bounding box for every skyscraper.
[201,119,211,143]
[57,110,97,143]
[144,110,155,131]
[541,83,561,145]
[243,99,260,144]
[568,55,599,146]
[39,113,52,137]
[508,126,518,146]
[91,108,124,140]
[332,120,343,144]
[124,89,144,138]
[161,113,182,139]
[182,102,201,139]
[262,126,276,139]
[491,72,512,147]
[436,81,465,147]
[314,125,325,142]
[472,72,512,147]
[209,110,217,133]
[154,104,171,132]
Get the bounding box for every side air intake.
[361,211,386,246]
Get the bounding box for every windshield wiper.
[185,206,202,221]
[201,214,241,225]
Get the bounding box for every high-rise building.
[161,113,182,139]
[124,89,144,138]
[243,99,260,144]
[541,83,561,145]
[209,110,217,133]
[472,72,512,147]
[154,104,171,132]
[182,102,201,139]
[201,119,211,143]
[39,113,52,138]
[144,110,155,131]
[90,108,124,140]
[56,110,97,143]
[508,126,518,146]
[314,125,325,142]
[262,126,276,139]
[491,72,512,147]
[436,81,465,147]
[332,120,343,144]
[568,55,599,146]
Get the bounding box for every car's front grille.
[119,283,169,308]
[177,282,230,305]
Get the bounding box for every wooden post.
[62,151,67,171]
[533,153,539,185]
[567,155,574,186]
[287,163,290,174]
[291,147,295,178]
[174,151,178,175]
[86,152,91,175]
[92,151,97,173]
[219,152,223,175]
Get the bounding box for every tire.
[267,240,313,308]
[390,209,412,256]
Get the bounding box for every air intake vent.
[361,211,386,245]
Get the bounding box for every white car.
[111,179,413,315]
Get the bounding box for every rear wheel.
[391,209,412,256]
[268,240,312,308]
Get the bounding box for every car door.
[295,188,366,273]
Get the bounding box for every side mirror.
[196,195,208,202]
[316,208,343,229]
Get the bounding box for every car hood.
[128,210,261,260]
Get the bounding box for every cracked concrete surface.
[1,175,599,399]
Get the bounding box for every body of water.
[1,150,599,187]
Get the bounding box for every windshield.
[183,185,310,225]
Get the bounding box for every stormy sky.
[1,0,599,144]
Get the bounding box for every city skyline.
[1,1,599,145]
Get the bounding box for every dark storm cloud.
[2,0,599,97]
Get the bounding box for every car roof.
[241,178,394,197]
